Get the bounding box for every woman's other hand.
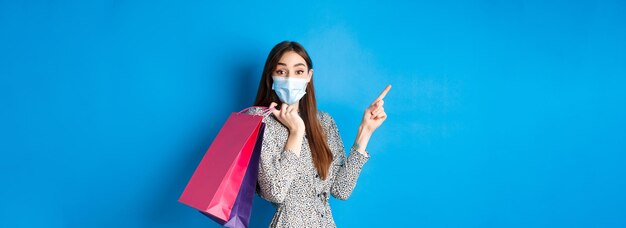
[361,85,391,133]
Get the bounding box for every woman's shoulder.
[317,110,340,133]
[317,110,331,123]
[243,106,266,115]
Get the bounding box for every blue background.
[1,0,625,227]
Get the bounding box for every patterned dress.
[244,107,370,228]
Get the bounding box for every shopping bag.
[179,106,272,222]
[200,122,264,228]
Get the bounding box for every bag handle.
[238,106,275,117]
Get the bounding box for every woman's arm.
[357,85,390,151]
[284,130,304,157]
[256,131,302,204]
[353,125,372,156]
[247,109,302,204]
[329,85,391,199]
[327,114,370,200]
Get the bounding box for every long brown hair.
[253,41,333,180]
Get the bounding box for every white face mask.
[271,76,308,105]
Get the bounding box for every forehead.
[277,51,307,67]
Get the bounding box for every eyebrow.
[277,62,306,67]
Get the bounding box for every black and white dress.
[245,107,370,228]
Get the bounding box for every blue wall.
[1,0,625,227]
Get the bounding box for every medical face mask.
[271,76,308,105]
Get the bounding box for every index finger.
[372,84,392,105]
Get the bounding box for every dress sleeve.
[326,113,370,200]
[248,108,300,204]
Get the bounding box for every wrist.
[354,126,372,154]
[358,124,373,136]
[289,128,305,137]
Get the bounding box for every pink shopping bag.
[200,122,265,228]
[179,106,272,222]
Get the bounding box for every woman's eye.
[296,70,304,75]
[275,70,285,75]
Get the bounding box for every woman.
[245,41,390,227]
